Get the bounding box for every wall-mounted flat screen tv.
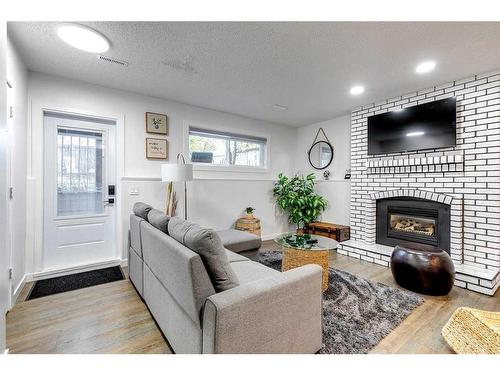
[367,97,457,155]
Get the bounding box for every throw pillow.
[133,202,152,220]
[168,217,239,292]
[147,209,170,234]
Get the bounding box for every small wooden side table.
[235,215,261,237]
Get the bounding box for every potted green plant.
[273,173,327,231]
[245,207,255,219]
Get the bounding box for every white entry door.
[43,112,117,272]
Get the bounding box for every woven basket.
[235,217,261,237]
[442,307,500,354]
[282,246,329,291]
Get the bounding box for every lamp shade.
[161,163,193,182]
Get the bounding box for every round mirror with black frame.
[308,140,334,170]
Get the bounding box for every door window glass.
[57,128,104,215]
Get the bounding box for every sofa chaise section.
[216,229,262,253]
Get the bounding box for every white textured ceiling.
[7,22,500,126]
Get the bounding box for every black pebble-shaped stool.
[390,243,455,296]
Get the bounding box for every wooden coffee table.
[275,233,338,292]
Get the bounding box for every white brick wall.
[346,71,500,295]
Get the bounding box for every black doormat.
[27,266,124,300]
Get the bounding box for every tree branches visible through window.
[188,127,267,167]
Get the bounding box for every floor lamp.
[161,154,193,220]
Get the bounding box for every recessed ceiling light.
[406,131,425,137]
[415,61,436,74]
[273,104,288,110]
[350,85,365,96]
[57,23,110,53]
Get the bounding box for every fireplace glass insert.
[389,213,436,238]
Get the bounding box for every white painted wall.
[6,36,28,299]
[27,72,297,269]
[313,181,351,226]
[295,115,351,180]
[295,115,351,225]
[0,20,9,353]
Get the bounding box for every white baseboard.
[12,273,27,306]
[27,258,123,281]
[120,259,128,268]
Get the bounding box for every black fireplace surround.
[376,197,451,254]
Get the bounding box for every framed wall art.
[146,138,168,159]
[146,112,168,135]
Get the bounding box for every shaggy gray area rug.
[258,251,424,354]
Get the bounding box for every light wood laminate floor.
[6,242,500,354]
[7,269,172,354]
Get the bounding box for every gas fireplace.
[376,197,451,254]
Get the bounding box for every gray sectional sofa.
[128,202,323,354]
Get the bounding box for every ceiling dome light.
[406,131,425,137]
[57,24,110,53]
[350,85,365,96]
[416,60,436,74]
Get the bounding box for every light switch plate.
[129,186,140,196]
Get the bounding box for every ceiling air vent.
[98,55,129,67]
[163,56,197,75]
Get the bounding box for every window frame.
[183,121,270,173]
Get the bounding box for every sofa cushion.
[147,209,170,234]
[168,217,239,292]
[230,260,279,285]
[133,202,153,220]
[217,229,262,253]
[130,214,144,257]
[128,246,144,297]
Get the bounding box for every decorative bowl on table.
[276,233,319,249]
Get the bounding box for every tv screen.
[367,97,457,155]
